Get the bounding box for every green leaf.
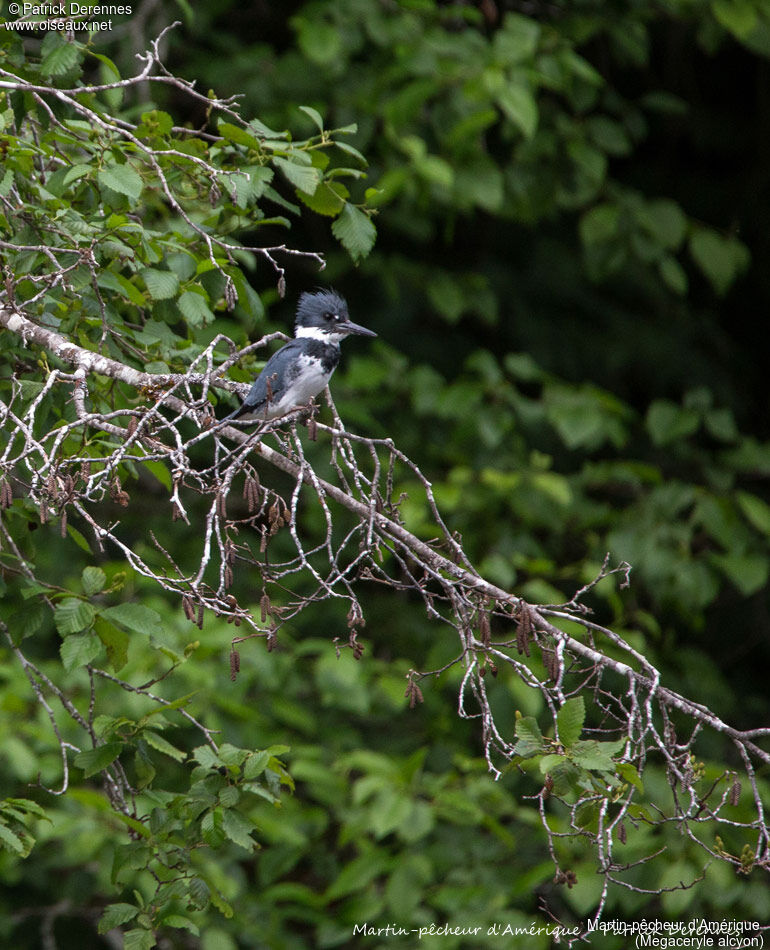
[637,199,687,249]
[74,742,123,778]
[3,798,50,822]
[689,228,750,295]
[580,203,619,245]
[557,697,585,747]
[100,603,163,638]
[123,929,156,950]
[67,525,93,554]
[218,121,260,149]
[331,203,377,262]
[712,0,758,39]
[712,552,769,596]
[82,566,106,596]
[325,851,392,901]
[178,290,215,327]
[98,163,143,201]
[144,731,187,763]
[294,17,342,64]
[297,181,349,217]
[221,810,257,852]
[273,156,322,195]
[188,877,211,909]
[94,617,129,673]
[298,105,324,131]
[138,109,173,136]
[141,461,172,492]
[98,903,140,934]
[513,715,545,758]
[737,491,770,536]
[55,598,95,635]
[40,42,80,78]
[161,915,199,936]
[142,692,197,717]
[141,268,180,301]
[0,821,25,854]
[193,745,220,770]
[539,753,566,774]
[646,400,700,446]
[616,761,644,792]
[0,169,13,198]
[658,255,688,295]
[334,140,368,165]
[497,84,538,138]
[60,631,102,671]
[571,738,625,771]
[243,750,271,779]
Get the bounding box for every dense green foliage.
[1,1,769,947]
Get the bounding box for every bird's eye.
[324,312,339,322]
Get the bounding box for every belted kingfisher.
[223,290,376,423]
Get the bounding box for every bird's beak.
[340,319,377,338]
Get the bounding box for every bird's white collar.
[295,326,344,344]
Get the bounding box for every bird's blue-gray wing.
[223,342,298,421]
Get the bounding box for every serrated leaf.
[162,915,199,936]
[209,888,234,918]
[557,696,585,747]
[178,290,215,327]
[144,731,187,762]
[55,598,95,635]
[3,798,50,822]
[539,753,566,774]
[123,929,155,950]
[82,566,106,596]
[98,163,143,201]
[94,617,129,673]
[193,745,220,770]
[243,750,271,780]
[513,715,545,758]
[298,105,324,131]
[571,738,624,771]
[40,42,80,78]
[0,168,13,197]
[298,181,349,217]
[60,631,102,671]
[189,876,210,908]
[218,121,260,149]
[334,140,368,165]
[98,903,139,934]
[100,603,162,637]
[142,692,196,717]
[273,156,322,195]
[0,822,25,854]
[141,268,179,301]
[616,761,644,792]
[74,741,123,778]
[331,203,376,262]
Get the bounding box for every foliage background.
[1,0,769,947]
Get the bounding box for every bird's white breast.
[241,353,333,420]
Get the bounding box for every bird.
[223,290,376,423]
